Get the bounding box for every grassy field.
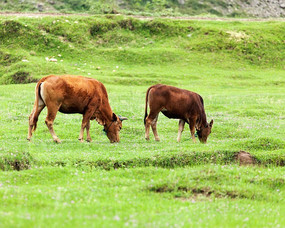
[0,15,284,227]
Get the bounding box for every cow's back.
[40,75,104,114]
[149,84,204,121]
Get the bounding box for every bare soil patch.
[152,186,245,201]
[235,151,255,165]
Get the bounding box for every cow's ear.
[112,113,117,122]
[209,119,214,128]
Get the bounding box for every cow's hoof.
[78,138,84,143]
[155,138,160,142]
[145,137,150,141]
[86,138,92,143]
[54,138,61,144]
[27,138,31,141]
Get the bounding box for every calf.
[27,75,127,143]
[144,84,213,143]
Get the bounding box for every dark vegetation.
[1,0,284,17]
[0,0,240,16]
[0,152,33,171]
[1,150,284,171]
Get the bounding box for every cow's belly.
[161,110,183,120]
[59,105,82,114]
[59,100,87,114]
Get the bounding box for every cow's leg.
[45,103,61,143]
[151,115,160,141]
[79,108,95,142]
[27,104,45,140]
[145,110,160,141]
[177,119,185,142]
[86,120,92,142]
[145,115,152,141]
[189,118,197,143]
[145,118,151,140]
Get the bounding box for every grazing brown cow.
[144,84,213,143]
[27,75,127,143]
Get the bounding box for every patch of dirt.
[235,151,255,165]
[9,160,30,171]
[11,71,38,84]
[154,186,244,201]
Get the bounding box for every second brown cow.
[144,84,213,143]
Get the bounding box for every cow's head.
[196,119,214,143]
[104,113,128,143]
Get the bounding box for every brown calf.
[27,75,127,143]
[144,84,213,143]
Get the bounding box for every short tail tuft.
[144,112,147,125]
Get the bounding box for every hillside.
[0,16,285,84]
[1,15,285,86]
[0,0,285,18]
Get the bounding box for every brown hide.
[144,84,213,143]
[28,75,125,143]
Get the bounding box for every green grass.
[0,15,284,227]
[0,166,284,227]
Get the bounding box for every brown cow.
[27,75,127,143]
[144,84,213,143]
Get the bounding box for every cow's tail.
[29,79,45,133]
[198,94,204,107]
[144,86,153,125]
[198,94,207,127]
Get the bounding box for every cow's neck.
[196,109,207,130]
[102,99,116,122]
[94,101,114,126]
[104,114,114,126]
[101,111,113,125]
